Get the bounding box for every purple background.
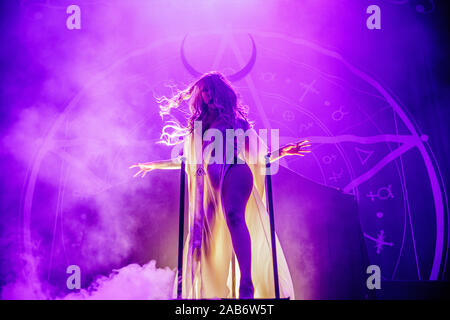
[0,0,449,299]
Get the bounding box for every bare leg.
[222,163,254,298]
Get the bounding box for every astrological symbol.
[322,154,337,165]
[331,106,349,121]
[283,110,295,122]
[298,80,318,102]
[364,230,394,255]
[366,184,394,201]
[366,191,377,201]
[329,168,343,183]
[299,81,319,94]
[355,147,374,165]
[298,122,313,133]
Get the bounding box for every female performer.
[130,72,310,299]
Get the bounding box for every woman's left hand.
[281,140,311,157]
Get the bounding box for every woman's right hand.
[129,162,156,178]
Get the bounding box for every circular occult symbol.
[246,31,447,281]
[22,30,448,284]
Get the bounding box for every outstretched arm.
[129,158,182,178]
[243,127,311,164]
[269,140,311,163]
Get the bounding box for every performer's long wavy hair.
[156,71,252,145]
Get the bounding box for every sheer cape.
[172,120,295,299]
